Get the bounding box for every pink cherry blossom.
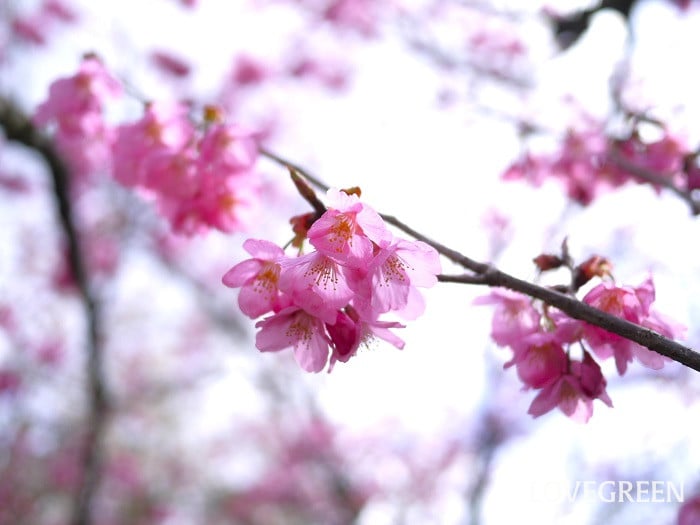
[198,123,258,175]
[33,56,121,184]
[231,54,270,86]
[9,1,77,46]
[278,251,354,324]
[112,101,194,188]
[582,276,683,374]
[504,122,695,207]
[0,172,30,193]
[502,152,550,187]
[508,332,568,389]
[685,157,700,191]
[325,306,406,369]
[610,132,686,194]
[34,56,121,125]
[352,238,441,320]
[223,189,438,371]
[322,0,380,36]
[222,239,287,318]
[42,0,78,23]
[0,369,21,396]
[307,188,391,267]
[551,128,617,205]
[528,351,612,423]
[326,310,361,364]
[141,146,199,200]
[255,307,331,372]
[191,171,261,233]
[11,16,47,45]
[502,127,617,206]
[473,288,541,347]
[111,103,262,235]
[288,56,350,91]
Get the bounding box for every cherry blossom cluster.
[222,188,441,372]
[112,102,260,235]
[33,56,262,235]
[33,55,121,188]
[476,266,685,422]
[503,123,697,206]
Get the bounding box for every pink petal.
[243,238,284,260]
[222,259,261,288]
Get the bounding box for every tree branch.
[260,147,700,373]
[0,96,108,525]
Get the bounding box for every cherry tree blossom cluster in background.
[503,121,700,207]
[33,56,261,234]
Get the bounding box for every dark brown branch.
[0,96,108,525]
[260,147,700,373]
[438,273,488,285]
[439,272,700,372]
[380,214,491,274]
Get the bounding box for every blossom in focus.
[507,332,568,389]
[256,307,331,372]
[224,188,440,372]
[528,351,612,423]
[278,251,355,324]
[326,307,406,370]
[349,239,440,320]
[222,239,288,318]
[307,188,391,267]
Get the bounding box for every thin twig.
[260,147,330,192]
[0,96,108,525]
[260,146,700,373]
